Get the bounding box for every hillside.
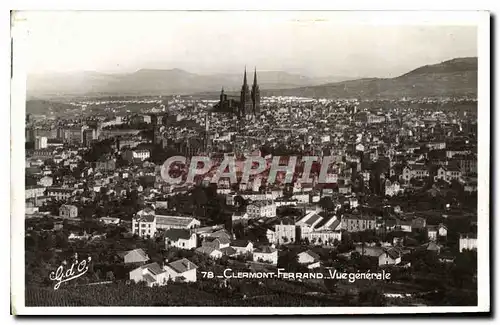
[262,57,477,99]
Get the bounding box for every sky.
[17,11,478,78]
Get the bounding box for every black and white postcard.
[10,10,490,315]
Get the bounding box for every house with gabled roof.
[193,226,231,240]
[435,165,462,182]
[164,258,198,282]
[297,250,321,269]
[253,246,278,265]
[230,240,254,255]
[297,211,323,230]
[202,236,230,250]
[438,223,448,237]
[422,241,442,254]
[129,262,168,287]
[118,248,150,264]
[195,246,223,259]
[59,204,78,219]
[378,247,402,266]
[220,246,238,257]
[355,245,402,266]
[402,164,429,182]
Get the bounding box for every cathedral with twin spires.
[214,67,260,118]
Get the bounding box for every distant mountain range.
[26,57,477,99]
[262,57,477,99]
[26,69,352,98]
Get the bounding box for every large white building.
[402,164,429,182]
[299,212,342,244]
[459,234,477,252]
[35,136,48,149]
[435,166,462,182]
[273,218,297,244]
[246,200,276,219]
[268,212,342,245]
[132,208,201,238]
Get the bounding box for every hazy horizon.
[26,55,477,80]
[18,11,478,79]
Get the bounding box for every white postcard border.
[10,10,490,315]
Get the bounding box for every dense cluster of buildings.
[25,91,478,288]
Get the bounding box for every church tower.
[240,67,252,118]
[220,87,224,103]
[251,67,260,116]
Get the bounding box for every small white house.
[378,248,401,266]
[459,234,477,252]
[100,216,121,225]
[253,246,278,265]
[195,246,223,259]
[297,250,321,269]
[38,176,54,187]
[427,226,438,241]
[438,224,448,237]
[129,262,168,287]
[230,240,254,255]
[164,258,198,283]
[119,248,150,264]
[202,236,230,250]
[59,204,78,219]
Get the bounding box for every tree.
[358,287,386,306]
[233,195,245,208]
[350,251,361,260]
[319,197,335,211]
[233,223,245,239]
[106,271,115,281]
[277,250,304,273]
[94,269,102,281]
[55,232,68,249]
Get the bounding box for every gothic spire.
[243,66,248,86]
[253,67,257,85]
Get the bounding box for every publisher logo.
[49,256,92,290]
